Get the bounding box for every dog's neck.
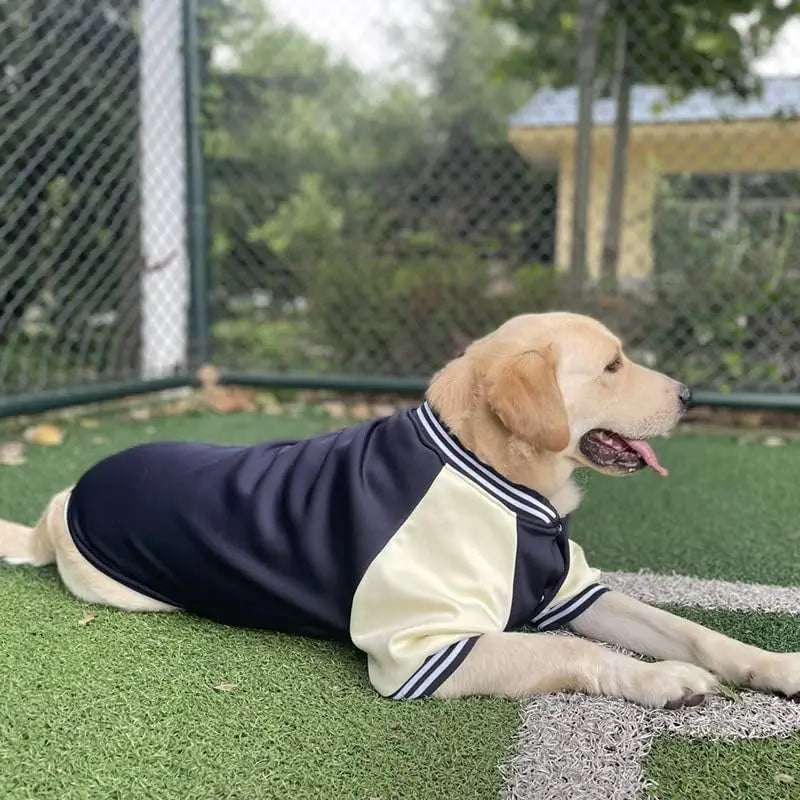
[433,405,583,518]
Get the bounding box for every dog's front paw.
[746,652,800,699]
[615,660,719,709]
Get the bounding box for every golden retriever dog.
[2,311,799,708]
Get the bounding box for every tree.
[483,0,799,287]
[200,0,564,373]
[382,0,558,266]
[200,0,556,305]
[391,0,533,145]
[200,0,429,301]
[571,0,603,293]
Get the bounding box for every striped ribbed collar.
[413,402,562,527]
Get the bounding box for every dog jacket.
[65,402,608,699]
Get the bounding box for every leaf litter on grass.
[23,423,64,446]
[0,441,26,466]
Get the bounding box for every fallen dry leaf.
[129,407,152,421]
[717,683,742,703]
[0,441,26,466]
[213,682,237,692]
[321,401,348,420]
[350,401,372,421]
[204,386,257,414]
[372,403,397,418]
[23,423,64,446]
[774,773,794,785]
[161,396,203,416]
[197,364,257,413]
[196,363,220,389]
[77,611,96,626]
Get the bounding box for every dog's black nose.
[678,384,692,410]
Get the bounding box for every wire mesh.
[2,0,800,412]
[203,0,800,393]
[0,0,190,401]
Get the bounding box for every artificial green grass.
[645,608,800,800]
[0,410,518,800]
[573,435,800,586]
[0,568,517,800]
[3,410,800,798]
[648,739,800,800]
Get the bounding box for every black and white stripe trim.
[533,584,610,631]
[391,637,479,700]
[416,403,558,525]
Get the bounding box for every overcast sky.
[268,0,425,80]
[267,0,800,82]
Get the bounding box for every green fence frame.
[215,373,800,413]
[1,0,799,421]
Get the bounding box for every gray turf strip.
[502,571,800,800]
[604,570,800,614]
[503,692,800,800]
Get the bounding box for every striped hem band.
[391,636,479,700]
[533,584,610,631]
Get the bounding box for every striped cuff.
[390,637,479,700]
[533,584,610,631]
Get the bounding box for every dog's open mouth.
[579,430,668,476]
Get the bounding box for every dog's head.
[427,312,689,489]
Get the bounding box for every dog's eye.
[605,358,623,374]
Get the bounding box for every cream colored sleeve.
[349,465,519,699]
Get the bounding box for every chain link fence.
[0,0,195,412]
[204,0,800,395]
[1,0,800,416]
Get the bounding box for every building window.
[653,170,800,273]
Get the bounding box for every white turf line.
[501,570,800,800]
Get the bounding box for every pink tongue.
[624,439,668,477]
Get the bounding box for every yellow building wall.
[509,120,800,281]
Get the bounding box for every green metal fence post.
[0,376,195,419]
[183,0,211,369]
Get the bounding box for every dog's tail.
[0,518,55,566]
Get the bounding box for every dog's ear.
[487,346,569,452]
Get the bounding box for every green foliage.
[628,269,800,392]
[247,174,346,261]
[202,0,555,375]
[635,183,800,391]
[213,176,800,392]
[201,0,542,300]
[396,0,533,144]
[307,236,495,374]
[0,291,128,391]
[482,0,796,97]
[201,0,430,291]
[213,316,329,373]
[305,233,560,375]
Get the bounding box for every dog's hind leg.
[0,513,55,566]
[3,489,175,612]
